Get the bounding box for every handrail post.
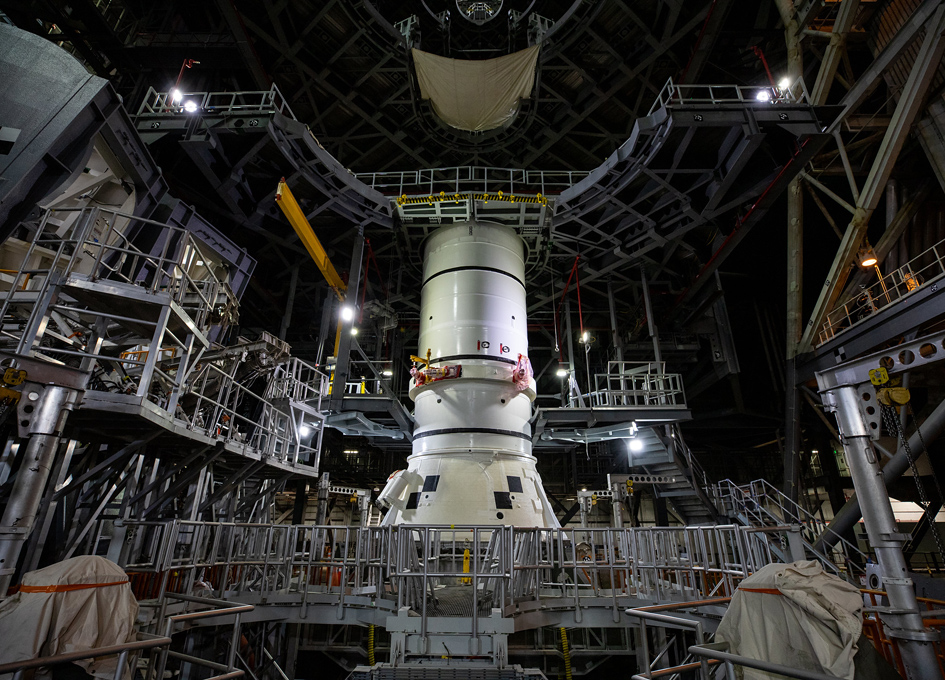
[228,612,242,670]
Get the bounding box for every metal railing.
[626,604,724,680]
[119,520,775,625]
[0,206,234,342]
[689,642,840,680]
[265,357,328,406]
[354,166,589,197]
[136,85,296,120]
[674,425,709,493]
[818,235,945,345]
[582,362,687,408]
[647,76,808,115]
[713,479,868,579]
[0,207,325,467]
[178,362,308,464]
[0,633,171,680]
[150,593,253,680]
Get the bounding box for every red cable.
[751,46,777,89]
[553,256,586,359]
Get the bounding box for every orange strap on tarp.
[739,587,782,594]
[19,579,129,593]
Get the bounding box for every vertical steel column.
[279,263,299,341]
[639,267,662,366]
[780,0,805,506]
[612,482,625,529]
[315,290,334,368]
[135,305,171,399]
[0,382,81,593]
[329,230,365,411]
[607,282,624,364]
[315,472,331,525]
[782,358,801,503]
[826,384,939,679]
[564,299,582,406]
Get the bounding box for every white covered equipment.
[0,555,138,679]
[715,560,863,680]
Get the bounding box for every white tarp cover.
[715,560,863,680]
[0,556,138,680]
[412,44,540,132]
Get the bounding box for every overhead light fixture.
[171,89,183,103]
[183,100,199,113]
[340,306,354,322]
[300,424,311,437]
[581,331,589,343]
[351,327,359,336]
[755,89,772,103]
[778,77,791,90]
[382,369,394,376]
[629,439,645,453]
[195,260,204,266]
[858,243,878,268]
[556,368,568,377]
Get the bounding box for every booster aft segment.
[378,222,558,527]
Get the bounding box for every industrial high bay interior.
[2,0,945,677]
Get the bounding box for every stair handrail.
[716,479,869,577]
[672,425,709,492]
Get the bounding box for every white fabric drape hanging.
[412,44,540,132]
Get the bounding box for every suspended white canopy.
[412,44,540,132]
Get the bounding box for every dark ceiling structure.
[2,0,945,504]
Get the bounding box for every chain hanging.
[880,403,945,562]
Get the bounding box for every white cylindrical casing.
[380,222,558,527]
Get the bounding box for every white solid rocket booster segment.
[378,222,559,526]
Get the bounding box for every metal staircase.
[628,424,867,581]
[632,424,719,526]
[713,478,868,582]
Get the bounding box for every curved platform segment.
[551,88,837,282]
[379,223,558,527]
[268,112,393,228]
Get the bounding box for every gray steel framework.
[816,329,945,680]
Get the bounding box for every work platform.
[103,509,902,679]
[132,77,837,300]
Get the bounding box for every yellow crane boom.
[274,178,347,301]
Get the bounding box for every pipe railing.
[150,592,253,680]
[119,521,775,619]
[819,235,945,346]
[136,85,296,120]
[354,165,589,197]
[0,633,171,680]
[689,642,840,680]
[648,76,808,115]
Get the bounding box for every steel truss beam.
[799,3,945,354]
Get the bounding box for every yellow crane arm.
[275,178,347,301]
